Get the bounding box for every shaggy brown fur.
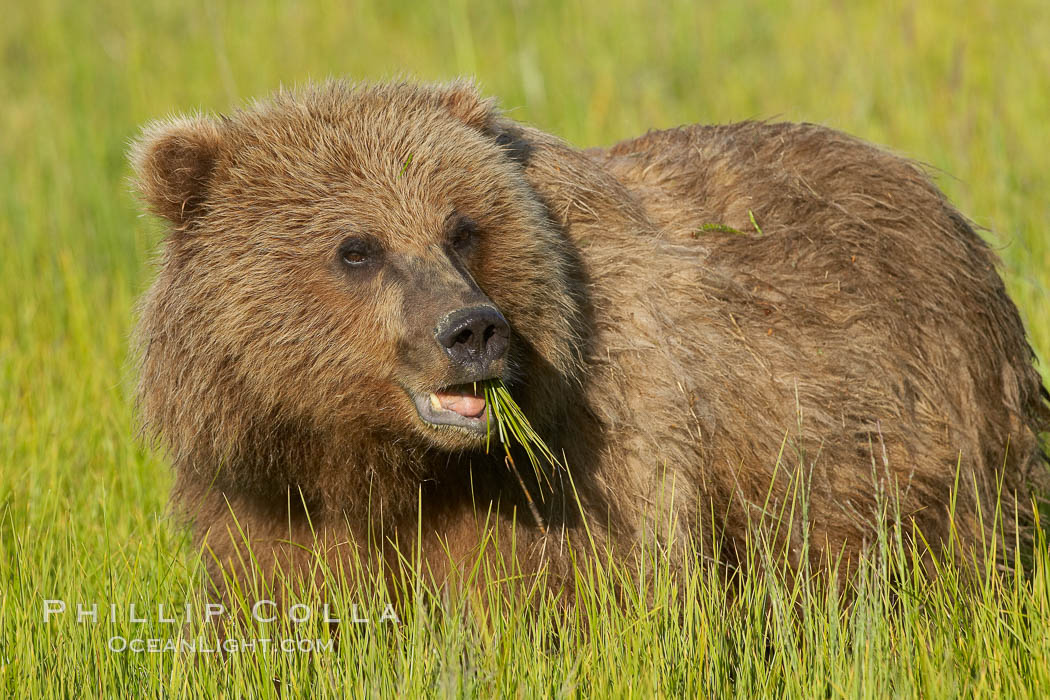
[131,80,1049,598]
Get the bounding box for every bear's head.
[131,81,586,500]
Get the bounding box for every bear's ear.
[435,80,497,132]
[130,116,223,229]
[435,81,532,166]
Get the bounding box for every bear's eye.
[338,237,378,269]
[448,216,479,253]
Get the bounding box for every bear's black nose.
[435,306,510,372]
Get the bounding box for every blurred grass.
[1,0,1048,696]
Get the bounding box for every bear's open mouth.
[410,383,490,434]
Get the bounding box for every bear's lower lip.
[409,384,490,434]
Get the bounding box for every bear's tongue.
[430,391,486,418]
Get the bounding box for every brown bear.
[131,80,1048,598]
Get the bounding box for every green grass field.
[2,0,1049,696]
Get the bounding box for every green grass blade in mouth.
[481,379,561,492]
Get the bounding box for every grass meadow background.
[2,0,1049,696]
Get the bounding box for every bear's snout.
[435,305,510,375]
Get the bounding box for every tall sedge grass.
[10,455,1050,696]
